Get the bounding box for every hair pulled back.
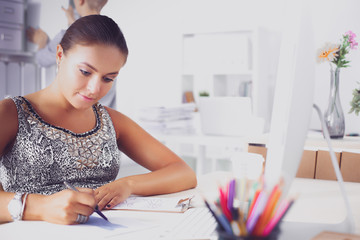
[60,15,128,60]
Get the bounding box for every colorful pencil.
[206,177,293,238]
[247,188,260,219]
[246,190,268,234]
[253,184,282,235]
[204,199,232,234]
[262,199,294,236]
[219,187,232,221]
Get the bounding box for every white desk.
[1,172,360,240]
[153,133,253,175]
[247,131,360,152]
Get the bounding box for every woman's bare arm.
[0,99,18,159]
[94,107,197,209]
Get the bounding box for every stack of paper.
[138,103,196,135]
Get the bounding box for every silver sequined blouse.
[0,96,121,195]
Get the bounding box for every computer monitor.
[263,1,354,238]
[263,0,315,193]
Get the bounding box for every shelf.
[181,27,281,132]
[0,50,35,63]
[182,31,253,75]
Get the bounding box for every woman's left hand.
[94,179,132,210]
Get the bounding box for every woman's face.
[56,43,126,109]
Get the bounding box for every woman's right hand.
[39,188,96,225]
[61,5,76,26]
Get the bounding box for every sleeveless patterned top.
[0,96,121,195]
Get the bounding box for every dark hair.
[60,15,128,60]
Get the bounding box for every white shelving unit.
[181,27,281,129]
[165,27,282,174]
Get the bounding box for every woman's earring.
[56,61,59,74]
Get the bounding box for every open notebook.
[112,196,194,213]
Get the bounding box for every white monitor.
[198,97,264,137]
[263,1,354,239]
[263,0,315,193]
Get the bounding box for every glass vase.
[324,68,345,139]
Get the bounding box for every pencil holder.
[217,226,280,240]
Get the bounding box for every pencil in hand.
[63,181,108,221]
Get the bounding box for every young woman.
[0,15,197,225]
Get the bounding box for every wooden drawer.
[296,150,317,179]
[315,150,341,180]
[340,152,360,182]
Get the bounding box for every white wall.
[102,0,286,122]
[29,0,360,134]
[310,1,360,133]
[105,0,360,134]
[27,0,68,39]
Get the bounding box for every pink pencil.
[262,199,292,236]
[246,190,268,234]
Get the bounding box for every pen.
[63,181,108,221]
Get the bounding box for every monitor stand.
[279,104,355,240]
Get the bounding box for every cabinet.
[0,0,25,51]
[0,0,40,99]
[315,150,341,181]
[248,134,360,183]
[341,152,360,182]
[248,144,319,179]
[181,28,280,129]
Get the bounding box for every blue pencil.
[204,199,233,235]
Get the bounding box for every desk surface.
[154,131,360,152]
[249,131,360,152]
[1,172,360,240]
[153,132,250,148]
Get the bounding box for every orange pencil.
[268,189,282,219]
[253,185,281,235]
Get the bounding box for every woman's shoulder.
[102,106,141,137]
[103,106,138,123]
[102,106,131,126]
[0,97,19,127]
[0,97,18,117]
[0,98,18,145]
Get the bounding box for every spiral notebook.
[111,196,194,213]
